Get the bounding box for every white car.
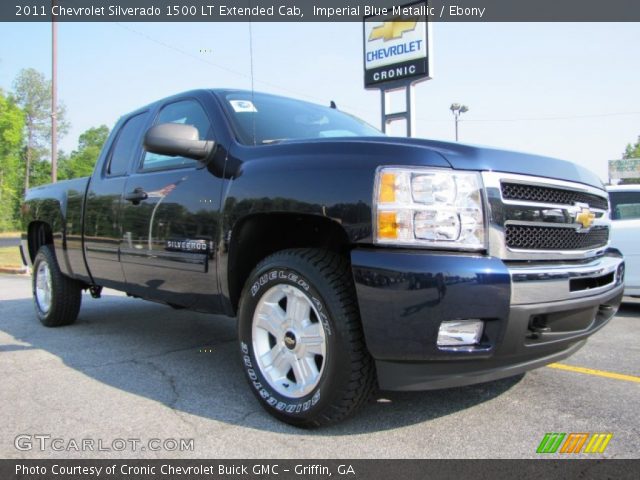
[607,184,640,296]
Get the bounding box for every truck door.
[84,112,148,290]
[119,98,222,311]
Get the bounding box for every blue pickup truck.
[21,89,624,427]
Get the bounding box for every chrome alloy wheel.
[35,261,52,314]
[252,284,327,398]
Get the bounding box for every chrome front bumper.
[509,252,624,305]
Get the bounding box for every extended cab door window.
[107,113,148,176]
[141,99,214,171]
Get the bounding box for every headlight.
[374,167,486,250]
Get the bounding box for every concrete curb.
[0,266,29,275]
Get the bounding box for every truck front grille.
[501,182,609,210]
[483,172,611,261]
[505,225,609,251]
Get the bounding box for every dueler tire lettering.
[237,248,376,428]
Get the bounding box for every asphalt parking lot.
[1,273,638,459]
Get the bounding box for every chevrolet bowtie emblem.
[575,208,596,229]
[369,20,418,42]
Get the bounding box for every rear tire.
[237,248,376,427]
[32,245,82,327]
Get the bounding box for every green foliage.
[59,125,110,180]
[29,155,53,187]
[0,90,25,230]
[623,135,640,160]
[12,68,69,191]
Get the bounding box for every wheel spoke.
[286,292,310,327]
[254,302,286,338]
[299,323,325,356]
[292,356,318,390]
[260,345,291,384]
[261,344,288,371]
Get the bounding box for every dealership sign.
[363,2,431,88]
[609,158,640,179]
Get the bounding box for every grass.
[0,231,20,238]
[0,246,23,268]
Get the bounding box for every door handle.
[124,188,148,205]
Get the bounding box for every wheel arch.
[226,212,352,315]
[26,221,54,264]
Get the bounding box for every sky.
[0,21,639,182]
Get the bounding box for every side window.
[142,99,213,171]
[107,113,147,177]
[610,191,640,220]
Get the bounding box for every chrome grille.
[482,172,611,261]
[501,182,609,210]
[505,225,609,250]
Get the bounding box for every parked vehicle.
[21,89,624,427]
[607,184,640,296]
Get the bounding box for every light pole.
[51,0,58,182]
[450,103,469,142]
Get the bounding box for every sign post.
[363,1,432,137]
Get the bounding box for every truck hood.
[388,137,604,189]
[264,137,603,189]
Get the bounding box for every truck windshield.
[609,190,640,220]
[221,92,383,145]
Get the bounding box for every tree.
[0,90,25,230]
[59,125,110,180]
[623,135,640,160]
[12,68,69,192]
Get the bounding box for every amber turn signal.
[378,173,396,203]
[377,211,398,239]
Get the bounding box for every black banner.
[3,0,640,22]
[2,459,639,480]
[364,58,429,87]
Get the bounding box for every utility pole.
[450,103,469,141]
[51,0,58,183]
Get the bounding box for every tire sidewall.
[238,257,349,424]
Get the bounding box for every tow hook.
[527,315,551,339]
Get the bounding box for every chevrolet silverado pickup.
[21,89,624,427]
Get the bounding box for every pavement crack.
[134,357,199,433]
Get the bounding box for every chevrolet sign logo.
[575,208,596,229]
[369,20,418,42]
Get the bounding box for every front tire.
[238,249,376,427]
[32,245,82,327]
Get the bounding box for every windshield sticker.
[230,100,257,113]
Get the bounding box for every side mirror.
[144,123,215,161]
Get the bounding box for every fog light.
[617,263,625,285]
[437,320,484,347]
